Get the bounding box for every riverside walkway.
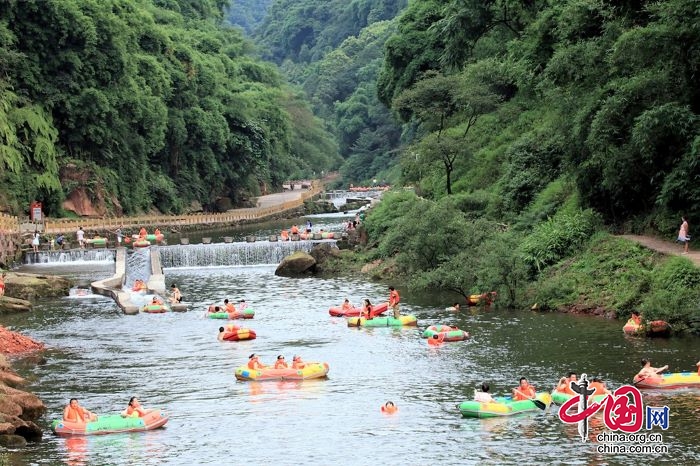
[8,181,322,236]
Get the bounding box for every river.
[2,217,699,466]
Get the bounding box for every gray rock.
[275,251,317,277]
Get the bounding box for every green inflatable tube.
[550,391,608,405]
[458,393,552,418]
[347,315,417,327]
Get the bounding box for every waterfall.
[158,241,320,268]
[125,248,152,288]
[24,249,116,264]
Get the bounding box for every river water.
[2,219,700,465]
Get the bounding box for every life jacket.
[225,303,236,313]
[291,226,299,234]
[64,406,85,423]
[588,382,606,396]
[125,405,145,417]
[513,385,536,401]
[362,306,372,320]
[341,302,352,311]
[389,290,400,306]
[557,378,576,395]
[292,360,306,369]
[248,360,262,370]
[275,360,288,369]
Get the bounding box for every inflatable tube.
[207,308,255,319]
[422,325,470,342]
[145,233,164,243]
[51,409,168,436]
[623,319,671,337]
[221,327,256,341]
[347,315,418,327]
[234,362,329,381]
[329,302,388,317]
[320,232,335,239]
[458,393,552,418]
[467,292,497,306]
[132,239,151,248]
[141,304,168,313]
[633,371,700,389]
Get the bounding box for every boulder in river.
[3,272,72,301]
[275,251,317,277]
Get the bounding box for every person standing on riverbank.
[678,216,690,254]
[114,227,123,246]
[31,231,40,252]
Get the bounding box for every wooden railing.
[0,213,19,233]
[42,181,322,234]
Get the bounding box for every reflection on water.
[1,263,699,465]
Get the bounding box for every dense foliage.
[378,0,700,232]
[225,0,273,34]
[254,0,407,185]
[0,0,340,216]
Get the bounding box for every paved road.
[255,189,310,208]
[620,235,700,267]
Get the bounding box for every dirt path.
[619,235,700,267]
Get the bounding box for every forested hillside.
[225,0,273,34]
[378,0,699,229]
[0,0,339,216]
[254,0,408,184]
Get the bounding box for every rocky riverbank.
[0,272,73,446]
[0,328,46,446]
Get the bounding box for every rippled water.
[2,260,700,466]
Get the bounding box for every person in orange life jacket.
[512,377,536,401]
[63,398,98,423]
[556,372,578,395]
[224,299,236,313]
[139,227,147,238]
[474,383,495,403]
[362,299,373,320]
[628,310,642,326]
[151,296,163,305]
[280,230,289,240]
[292,355,306,369]
[388,286,400,319]
[122,397,151,418]
[248,354,267,370]
[290,225,299,235]
[588,377,612,396]
[341,298,353,311]
[274,355,288,369]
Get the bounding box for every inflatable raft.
[132,239,151,248]
[328,302,388,317]
[633,371,700,389]
[347,315,418,327]
[235,362,329,381]
[623,319,671,337]
[458,393,552,418]
[220,325,256,341]
[422,325,470,341]
[51,410,168,436]
[207,308,255,319]
[467,292,497,306]
[141,303,168,313]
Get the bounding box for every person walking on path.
[114,227,123,246]
[388,286,400,319]
[678,216,690,254]
[31,231,40,252]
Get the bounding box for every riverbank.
[321,227,700,335]
[0,328,46,446]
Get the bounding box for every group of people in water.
[208,298,247,313]
[471,358,700,404]
[344,286,401,320]
[62,396,153,423]
[246,353,306,370]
